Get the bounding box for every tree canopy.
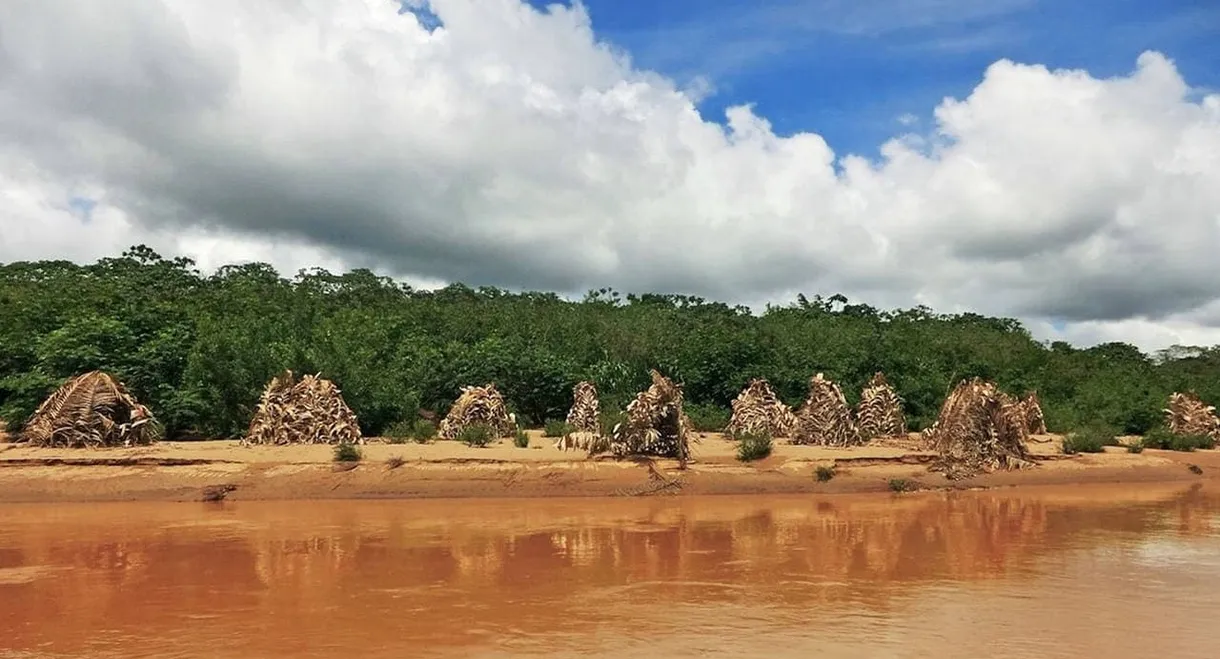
[2,246,1216,439]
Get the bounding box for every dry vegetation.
[855,372,906,440]
[1019,391,1048,434]
[1165,392,1220,439]
[597,370,695,462]
[924,377,1033,480]
[245,371,362,446]
[725,378,797,438]
[438,383,515,440]
[20,371,160,448]
[792,373,862,447]
[555,380,601,451]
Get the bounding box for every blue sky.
[521,0,1219,158]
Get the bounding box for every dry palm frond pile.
[601,370,695,461]
[557,380,602,451]
[855,372,907,440]
[565,381,600,434]
[21,371,160,448]
[923,377,1033,480]
[245,370,362,445]
[1019,391,1048,435]
[724,378,797,438]
[438,383,515,440]
[1164,392,1220,439]
[792,373,862,446]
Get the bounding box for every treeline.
[2,246,1217,440]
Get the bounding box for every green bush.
[543,419,572,438]
[333,442,363,462]
[1126,439,1144,454]
[815,465,836,482]
[685,403,730,433]
[513,427,530,448]
[1141,427,1216,452]
[888,478,915,492]
[735,431,773,462]
[598,409,627,437]
[409,419,437,443]
[1062,426,1115,454]
[457,423,495,448]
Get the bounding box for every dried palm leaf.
[792,373,861,446]
[924,377,1033,480]
[438,383,515,440]
[21,371,161,448]
[725,378,796,438]
[245,370,362,445]
[856,372,907,440]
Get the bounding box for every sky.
[0,0,1218,352]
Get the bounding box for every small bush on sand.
[1062,426,1114,454]
[1126,440,1144,454]
[385,455,406,469]
[1142,427,1216,452]
[685,403,730,433]
[513,427,531,448]
[888,478,915,492]
[734,431,773,462]
[815,465,836,482]
[457,423,495,448]
[410,419,437,443]
[334,442,363,462]
[543,419,572,438]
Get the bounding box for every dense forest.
[2,246,1218,440]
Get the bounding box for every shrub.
[1141,427,1216,452]
[735,431,773,462]
[334,442,362,462]
[543,419,572,438]
[513,427,531,448]
[598,409,627,437]
[685,403,730,433]
[410,419,437,443]
[457,423,495,448]
[814,465,836,482]
[1062,426,1114,454]
[1126,440,1144,454]
[888,478,915,492]
[385,455,406,469]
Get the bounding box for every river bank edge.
[2,431,1219,503]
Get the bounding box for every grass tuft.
[385,455,406,469]
[333,442,363,462]
[457,423,495,448]
[815,465,836,482]
[513,427,531,448]
[734,431,773,462]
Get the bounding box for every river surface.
[3,483,1220,658]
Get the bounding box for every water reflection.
[2,483,1219,658]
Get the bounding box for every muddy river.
[2,483,1219,658]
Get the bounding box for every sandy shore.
[1,431,1216,502]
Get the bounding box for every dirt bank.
[1,432,1216,502]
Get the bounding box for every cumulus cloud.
[0,0,1218,350]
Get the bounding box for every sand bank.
[0,431,1215,502]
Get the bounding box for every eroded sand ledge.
[1,431,1216,503]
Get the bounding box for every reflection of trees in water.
[3,486,1220,652]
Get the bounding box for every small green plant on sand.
[385,455,406,469]
[735,431,773,462]
[457,423,495,448]
[888,478,915,493]
[1061,426,1114,455]
[1141,427,1216,452]
[513,427,531,448]
[1126,439,1144,454]
[815,465,837,482]
[334,442,363,462]
[543,419,572,438]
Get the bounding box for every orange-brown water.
[3,483,1220,658]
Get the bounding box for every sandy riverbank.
[1,431,1216,502]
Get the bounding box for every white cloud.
[0,0,1218,352]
